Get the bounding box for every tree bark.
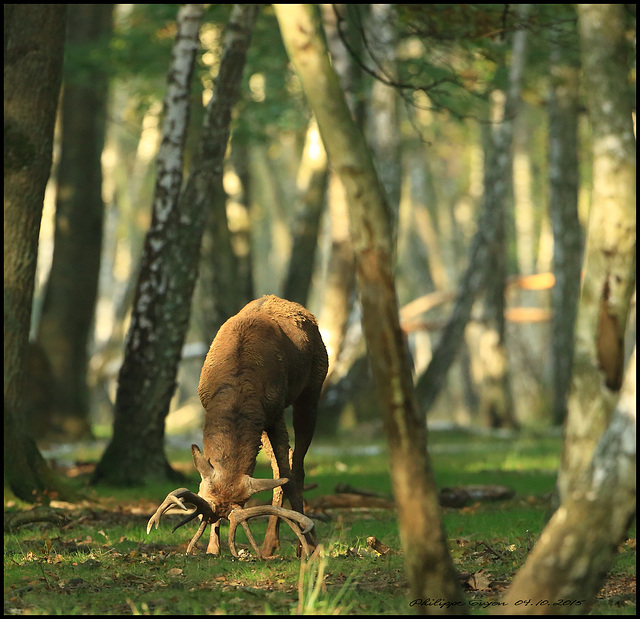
[4,4,73,502]
[94,5,260,485]
[274,5,467,613]
[317,3,358,377]
[282,117,328,306]
[93,3,205,486]
[498,349,636,614]
[557,3,636,503]
[547,39,581,426]
[195,166,247,344]
[36,4,114,441]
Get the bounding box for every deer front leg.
[206,519,221,554]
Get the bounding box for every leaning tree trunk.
[498,349,636,614]
[274,4,467,613]
[93,4,260,486]
[4,4,74,502]
[36,3,114,441]
[556,2,636,504]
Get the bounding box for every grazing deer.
[147,295,328,559]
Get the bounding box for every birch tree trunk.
[274,5,467,613]
[93,4,260,485]
[4,4,72,501]
[557,3,636,503]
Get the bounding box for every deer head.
[146,444,314,558]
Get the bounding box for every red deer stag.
[147,295,328,559]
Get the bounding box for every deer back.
[194,295,327,505]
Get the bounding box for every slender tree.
[282,117,328,307]
[316,3,358,377]
[36,4,114,441]
[274,4,467,612]
[415,5,530,421]
[93,4,260,486]
[4,4,74,501]
[547,32,581,426]
[93,3,204,484]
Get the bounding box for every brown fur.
[195,295,328,539]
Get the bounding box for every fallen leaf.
[466,569,492,591]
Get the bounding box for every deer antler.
[227,505,314,559]
[146,488,217,536]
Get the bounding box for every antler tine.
[146,488,216,535]
[186,518,209,555]
[227,506,314,559]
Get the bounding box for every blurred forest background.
[10,4,636,446]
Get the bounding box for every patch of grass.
[4,429,635,615]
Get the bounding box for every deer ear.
[191,444,214,479]
[244,476,288,497]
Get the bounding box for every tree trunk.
[195,166,247,345]
[498,349,636,614]
[557,3,636,503]
[94,4,260,485]
[547,40,581,426]
[4,4,74,502]
[36,4,114,441]
[274,5,467,612]
[282,117,328,306]
[317,3,358,377]
[415,6,530,420]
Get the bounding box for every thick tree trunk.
[498,349,636,614]
[36,4,114,441]
[547,41,581,426]
[274,5,467,613]
[4,4,73,502]
[557,3,636,503]
[93,4,260,485]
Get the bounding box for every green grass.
[4,429,635,615]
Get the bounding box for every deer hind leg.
[290,390,320,551]
[260,427,293,557]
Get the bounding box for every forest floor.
[4,428,636,615]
